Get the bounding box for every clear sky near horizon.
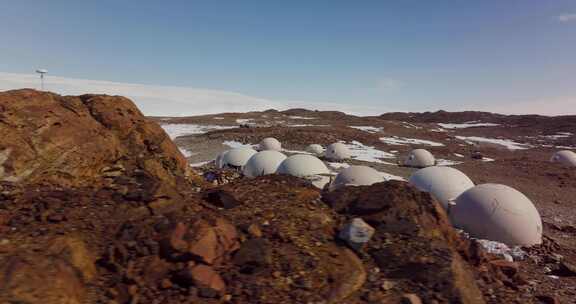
[1,1,575,115]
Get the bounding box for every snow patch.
[288,116,317,120]
[342,141,396,164]
[380,136,445,147]
[438,122,500,129]
[437,159,463,166]
[190,161,211,167]
[236,118,255,124]
[475,239,526,262]
[327,162,351,170]
[287,124,330,127]
[543,132,573,139]
[349,126,383,133]
[161,124,236,139]
[455,136,532,150]
[178,148,193,158]
[377,171,405,181]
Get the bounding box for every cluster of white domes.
[407,165,542,246]
[212,136,544,247]
[551,150,576,167]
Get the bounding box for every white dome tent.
[217,148,257,168]
[329,165,385,191]
[258,137,282,151]
[409,166,474,210]
[325,142,351,161]
[403,149,436,168]
[450,184,542,246]
[277,154,330,177]
[243,150,287,177]
[550,150,576,167]
[306,144,325,156]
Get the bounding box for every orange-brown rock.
[0,254,85,304]
[188,218,239,265]
[0,89,196,190]
[189,265,226,293]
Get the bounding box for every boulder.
[0,89,196,191]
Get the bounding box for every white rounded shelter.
[306,144,325,156]
[330,165,384,191]
[403,149,435,168]
[325,142,351,161]
[242,150,287,177]
[258,137,282,151]
[277,154,330,177]
[450,184,542,246]
[550,150,576,167]
[409,166,474,210]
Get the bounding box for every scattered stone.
[233,239,271,274]
[338,218,375,250]
[177,264,226,295]
[552,260,576,277]
[188,218,239,265]
[401,293,423,304]
[535,294,560,304]
[0,254,85,304]
[247,223,263,238]
[489,260,519,278]
[380,280,396,291]
[203,189,242,209]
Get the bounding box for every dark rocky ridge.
[0,89,574,303]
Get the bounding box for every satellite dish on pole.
[35,69,48,90]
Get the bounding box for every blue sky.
[1,0,575,114]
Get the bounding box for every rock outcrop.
[0,89,196,190]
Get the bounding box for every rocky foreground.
[0,89,575,303]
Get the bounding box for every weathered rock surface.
[0,89,196,191]
[1,90,569,303]
[324,181,486,303]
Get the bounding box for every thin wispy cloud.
[0,72,389,116]
[558,13,576,23]
[376,78,405,91]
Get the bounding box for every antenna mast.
[35,69,48,90]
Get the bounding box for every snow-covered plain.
[455,136,532,150]
[380,136,445,147]
[161,124,236,140]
